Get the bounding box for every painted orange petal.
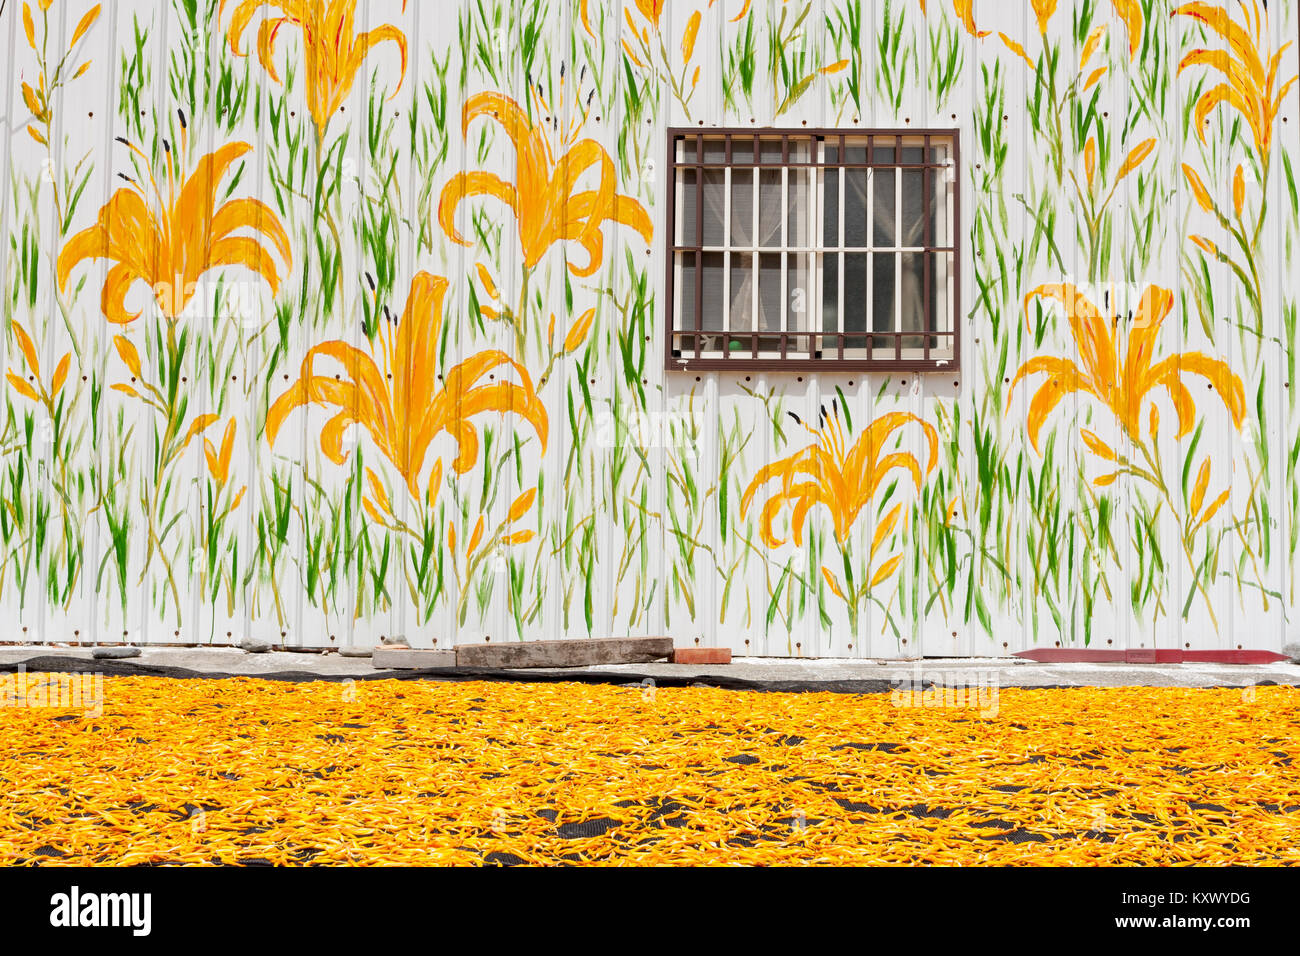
[6,373,39,402]
[951,0,989,38]
[999,33,1035,69]
[1193,82,1265,152]
[1080,428,1117,462]
[1161,352,1247,430]
[11,322,40,377]
[182,413,220,450]
[393,272,450,434]
[438,171,520,248]
[1192,488,1232,532]
[1174,3,1265,88]
[217,418,237,483]
[870,553,905,588]
[1116,138,1156,181]
[113,334,142,379]
[348,23,407,99]
[870,503,903,560]
[869,452,926,502]
[102,263,144,325]
[51,354,71,395]
[1122,285,1174,422]
[461,91,535,147]
[758,493,790,548]
[174,142,253,248]
[1189,458,1212,518]
[820,566,846,601]
[1024,284,1115,397]
[208,236,286,296]
[789,485,822,546]
[57,223,110,292]
[1146,361,1198,438]
[842,411,933,486]
[255,16,289,85]
[579,0,595,37]
[1182,163,1216,213]
[211,197,292,267]
[1025,376,1082,453]
[741,458,795,520]
[1111,0,1143,59]
[301,340,395,440]
[508,488,537,523]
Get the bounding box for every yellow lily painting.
[221,0,408,140]
[1010,283,1246,454]
[266,271,549,506]
[1175,1,1296,157]
[438,91,653,278]
[57,138,291,325]
[743,404,938,630]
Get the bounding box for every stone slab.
[371,647,455,669]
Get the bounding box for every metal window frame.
[664,127,961,373]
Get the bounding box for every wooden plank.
[454,637,673,669]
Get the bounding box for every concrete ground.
[1,645,1298,689]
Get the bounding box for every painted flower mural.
[438,91,654,280]
[742,405,938,635]
[1010,283,1247,629]
[57,137,291,325]
[267,271,548,506]
[220,0,408,142]
[2,0,1297,656]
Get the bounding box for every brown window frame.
[664,127,961,373]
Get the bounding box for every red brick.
[669,647,732,665]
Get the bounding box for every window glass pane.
[844,253,868,333]
[899,251,925,350]
[931,251,954,357]
[678,168,697,245]
[678,252,696,329]
[759,168,782,247]
[702,169,726,245]
[730,252,753,332]
[845,168,868,247]
[872,252,896,352]
[873,167,896,247]
[701,252,725,330]
[933,163,952,247]
[732,168,754,246]
[788,253,809,333]
[825,144,839,163]
[901,168,925,246]
[822,253,839,334]
[703,137,727,163]
[845,144,868,164]
[730,136,755,163]
[759,138,784,163]
[823,168,839,247]
[758,253,782,332]
[901,146,925,164]
[871,136,896,164]
[788,168,808,247]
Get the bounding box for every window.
[665,130,959,371]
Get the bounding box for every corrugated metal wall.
[1,0,1297,657]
